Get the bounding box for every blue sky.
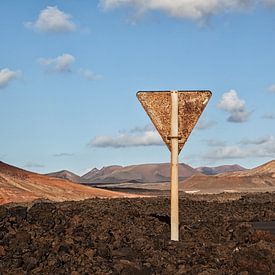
[0,0,275,175]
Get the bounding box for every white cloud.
[240,135,272,145]
[78,69,102,80]
[217,89,245,112]
[261,0,275,6]
[262,113,275,120]
[24,162,45,168]
[100,0,250,21]
[89,125,163,148]
[38,56,102,80]
[38,53,75,73]
[268,84,275,93]
[227,110,251,122]
[195,119,216,130]
[217,89,251,123]
[205,139,226,147]
[53,153,74,157]
[204,145,247,159]
[25,6,76,33]
[129,124,155,133]
[0,68,20,88]
[204,135,275,160]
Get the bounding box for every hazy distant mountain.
[195,164,246,175]
[81,165,122,181]
[46,163,247,184]
[0,161,137,205]
[46,162,275,190]
[81,163,199,184]
[182,160,275,192]
[46,170,81,183]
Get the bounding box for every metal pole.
[170,91,179,241]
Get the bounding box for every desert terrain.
[47,163,246,184]
[0,161,274,274]
[1,160,275,202]
[0,161,139,205]
[74,161,275,195]
[0,193,274,274]
[182,160,275,194]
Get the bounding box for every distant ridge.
[46,170,81,183]
[0,161,138,205]
[196,164,246,175]
[81,163,199,184]
[81,165,122,181]
[46,163,246,184]
[182,160,275,192]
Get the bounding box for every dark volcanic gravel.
[0,193,274,274]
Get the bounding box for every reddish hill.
[181,160,275,192]
[46,170,81,183]
[81,165,122,182]
[195,164,246,175]
[0,161,138,205]
[81,163,199,184]
[49,163,246,184]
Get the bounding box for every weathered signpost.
[137,90,212,241]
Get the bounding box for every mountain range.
[181,160,275,192]
[0,161,138,205]
[47,163,246,184]
[0,160,274,205]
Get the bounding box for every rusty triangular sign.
[137,90,212,153]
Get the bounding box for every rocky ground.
[0,193,274,274]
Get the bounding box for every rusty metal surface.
[137,90,212,153]
[137,91,171,150]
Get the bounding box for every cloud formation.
[268,84,275,93]
[100,0,250,21]
[0,68,20,88]
[25,6,76,33]
[24,162,45,168]
[204,139,226,147]
[195,119,216,130]
[262,113,275,120]
[240,135,273,145]
[38,54,75,73]
[217,89,251,123]
[204,135,275,160]
[78,69,102,80]
[129,124,155,133]
[204,145,247,159]
[53,153,74,157]
[89,125,163,148]
[262,0,275,6]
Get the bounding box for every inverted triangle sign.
[137,90,212,153]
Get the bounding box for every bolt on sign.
[137,90,212,241]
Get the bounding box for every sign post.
[137,90,211,241]
[170,91,179,241]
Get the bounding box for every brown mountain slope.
[181,160,275,192]
[0,162,138,205]
[82,163,199,184]
[225,160,275,177]
[49,163,247,184]
[81,165,122,181]
[195,164,246,175]
[46,170,81,183]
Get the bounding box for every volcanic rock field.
[0,193,274,274]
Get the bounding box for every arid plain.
[1,160,274,273]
